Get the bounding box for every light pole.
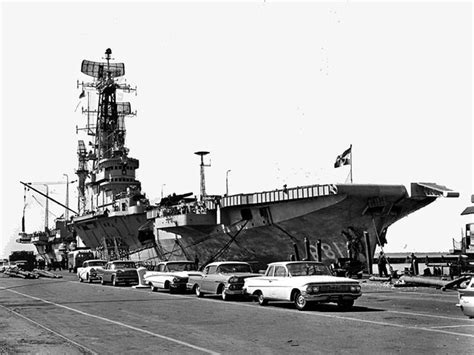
[226,170,231,196]
[63,174,69,220]
[161,184,166,199]
[43,184,49,231]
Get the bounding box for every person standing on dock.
[409,253,419,275]
[378,251,389,277]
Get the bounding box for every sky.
[1,1,472,259]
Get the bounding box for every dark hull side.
[72,212,160,261]
[154,184,439,270]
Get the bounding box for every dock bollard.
[133,267,149,289]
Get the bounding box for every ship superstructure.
[72,49,156,261]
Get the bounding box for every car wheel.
[294,291,308,311]
[337,299,354,310]
[112,276,118,287]
[87,274,92,283]
[150,283,158,292]
[195,285,204,297]
[256,291,267,306]
[78,275,83,283]
[221,291,231,301]
[101,277,106,285]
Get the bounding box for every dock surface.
[0,271,472,354]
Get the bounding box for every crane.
[22,180,77,231]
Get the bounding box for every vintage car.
[456,276,474,318]
[188,261,260,300]
[144,260,200,293]
[100,260,138,286]
[244,261,362,311]
[77,259,107,283]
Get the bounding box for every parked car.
[456,276,474,318]
[101,260,138,286]
[77,259,107,283]
[188,261,260,300]
[144,260,200,293]
[244,261,362,311]
[67,250,94,273]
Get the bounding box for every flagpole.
[350,144,353,183]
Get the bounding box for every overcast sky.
[1,1,472,259]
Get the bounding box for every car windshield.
[287,263,331,276]
[113,262,136,269]
[167,262,197,272]
[218,264,251,274]
[87,261,106,267]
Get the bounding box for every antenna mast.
[194,151,210,201]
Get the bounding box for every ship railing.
[156,201,210,218]
[221,183,338,208]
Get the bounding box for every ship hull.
[72,211,160,261]
[153,183,444,270]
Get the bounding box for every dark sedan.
[100,261,138,286]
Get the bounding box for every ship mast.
[194,151,210,201]
[76,48,139,214]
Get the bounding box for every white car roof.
[205,261,251,267]
[267,261,324,267]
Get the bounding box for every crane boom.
[20,181,78,215]
[26,181,71,185]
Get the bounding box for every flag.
[334,146,351,168]
[79,90,85,99]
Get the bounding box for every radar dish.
[81,60,125,78]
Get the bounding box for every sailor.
[409,253,419,275]
[378,251,389,277]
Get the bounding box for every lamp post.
[226,170,231,196]
[63,174,69,220]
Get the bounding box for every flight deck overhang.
[411,182,459,199]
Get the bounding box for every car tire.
[256,291,268,306]
[221,291,231,301]
[294,291,308,311]
[78,276,83,283]
[195,285,204,298]
[337,299,354,310]
[150,283,158,292]
[101,277,106,285]
[112,276,118,287]
[87,274,92,283]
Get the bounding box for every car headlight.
[350,285,361,292]
[229,276,239,283]
[305,285,319,294]
[173,277,182,283]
